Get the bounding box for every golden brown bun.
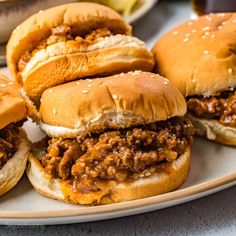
[21,36,154,102]
[0,130,30,196]
[152,13,236,97]
[26,148,190,205]
[39,72,187,138]
[7,2,131,80]
[187,113,236,146]
[0,74,28,129]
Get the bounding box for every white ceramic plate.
[0,67,236,225]
[124,0,159,24]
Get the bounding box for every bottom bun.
[26,148,190,205]
[0,130,30,196]
[187,113,236,146]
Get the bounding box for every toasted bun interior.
[152,13,236,97]
[0,74,28,129]
[26,148,190,205]
[0,130,30,196]
[39,72,187,138]
[187,113,236,146]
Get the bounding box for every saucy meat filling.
[187,89,236,127]
[40,118,194,188]
[18,25,114,71]
[0,123,21,169]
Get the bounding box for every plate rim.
[0,171,236,219]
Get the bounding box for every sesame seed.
[233,19,236,23]
[53,109,57,115]
[164,81,168,85]
[173,31,178,35]
[8,82,13,85]
[222,21,227,25]
[120,72,125,76]
[202,26,210,31]
[0,84,6,87]
[112,94,118,100]
[192,29,197,33]
[82,90,89,94]
[88,84,93,87]
[218,26,222,30]
[201,35,206,39]
[187,22,193,26]
[127,71,133,75]
[150,75,156,78]
[132,70,141,75]
[228,68,233,74]
[144,172,151,177]
[211,34,215,39]
[38,10,43,14]
[217,13,225,17]
[207,17,212,22]
[86,79,93,82]
[203,50,209,55]
[204,32,210,35]
[192,79,196,83]
[76,81,80,85]
[183,38,189,43]
[48,89,53,93]
[185,33,190,37]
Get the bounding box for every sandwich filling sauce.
[0,123,21,169]
[187,89,236,127]
[18,25,114,72]
[37,118,194,194]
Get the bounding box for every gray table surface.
[1,0,236,235]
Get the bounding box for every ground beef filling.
[41,118,194,191]
[18,25,114,71]
[0,123,21,169]
[187,89,236,127]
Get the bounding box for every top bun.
[152,13,236,97]
[0,74,27,129]
[39,71,186,138]
[7,2,131,81]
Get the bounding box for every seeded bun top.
[152,13,236,97]
[0,74,27,129]
[7,2,132,80]
[39,72,186,138]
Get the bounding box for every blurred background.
[0,0,236,65]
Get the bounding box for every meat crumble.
[18,25,114,72]
[40,118,194,192]
[187,89,236,127]
[0,123,21,169]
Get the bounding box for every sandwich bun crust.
[0,129,30,196]
[26,148,190,205]
[0,74,28,129]
[39,72,187,138]
[152,13,236,97]
[187,113,236,146]
[21,36,154,102]
[6,3,155,102]
[7,2,131,79]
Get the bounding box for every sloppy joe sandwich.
[152,13,236,145]
[27,71,194,205]
[0,74,30,196]
[6,2,154,103]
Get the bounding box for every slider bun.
[0,74,27,129]
[20,35,154,102]
[0,130,30,196]
[26,148,190,205]
[152,13,236,97]
[7,2,131,81]
[39,72,187,138]
[187,113,236,146]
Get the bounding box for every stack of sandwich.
[2,3,234,206]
